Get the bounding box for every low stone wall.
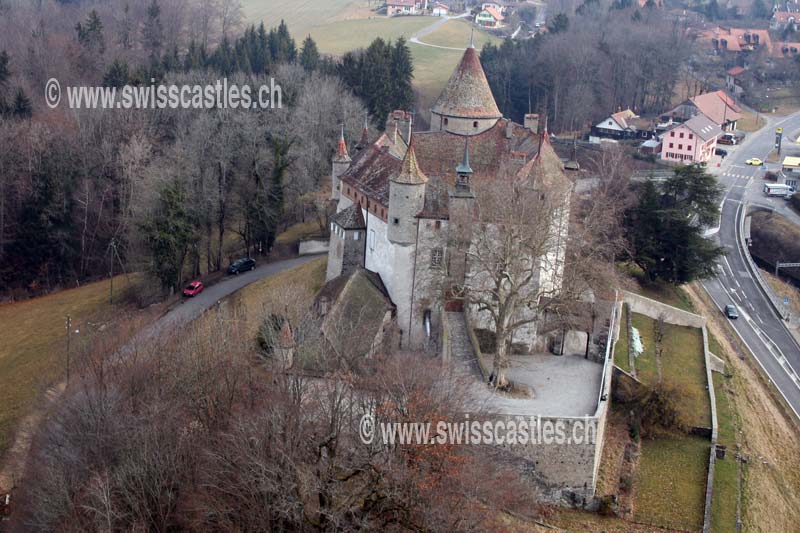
[457,296,619,506]
[622,290,706,328]
[298,239,328,256]
[741,206,791,320]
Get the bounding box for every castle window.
[473,121,478,128]
[430,247,444,268]
[354,232,360,241]
[435,220,441,230]
[393,217,399,225]
[369,229,376,251]
[443,118,449,126]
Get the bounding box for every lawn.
[710,372,740,533]
[418,18,500,49]
[634,435,710,531]
[737,110,766,133]
[309,16,436,55]
[628,312,711,428]
[242,0,373,38]
[0,274,141,457]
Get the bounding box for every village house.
[475,5,504,27]
[701,26,771,57]
[592,109,656,140]
[660,112,720,165]
[667,90,741,132]
[432,2,449,16]
[781,156,800,189]
[386,0,420,16]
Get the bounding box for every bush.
[634,380,690,437]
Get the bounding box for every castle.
[325,41,572,352]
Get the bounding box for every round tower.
[430,37,502,136]
[331,124,351,201]
[387,145,427,245]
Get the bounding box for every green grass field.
[242,0,372,38]
[418,18,499,49]
[629,312,711,428]
[307,16,435,54]
[0,275,140,457]
[634,435,710,530]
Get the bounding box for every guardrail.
[738,203,790,320]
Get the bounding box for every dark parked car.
[227,257,256,275]
[724,304,739,319]
[715,148,728,157]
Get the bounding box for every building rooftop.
[331,203,366,230]
[431,47,502,120]
[690,90,741,125]
[674,112,721,142]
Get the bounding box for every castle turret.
[331,124,351,200]
[387,145,427,245]
[430,39,502,136]
[326,202,367,281]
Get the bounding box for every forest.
[0,0,414,298]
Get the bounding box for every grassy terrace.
[628,312,710,428]
[634,435,710,530]
[0,275,140,457]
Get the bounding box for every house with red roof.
[475,6,504,27]
[666,90,741,132]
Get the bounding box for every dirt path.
[409,11,471,50]
[0,254,321,496]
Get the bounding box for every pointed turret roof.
[334,124,351,163]
[357,115,370,148]
[431,46,501,120]
[456,138,473,175]
[391,144,428,185]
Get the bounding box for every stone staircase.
[444,311,485,382]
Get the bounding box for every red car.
[182,280,204,297]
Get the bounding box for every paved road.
[702,112,800,418]
[0,253,322,492]
[147,254,321,336]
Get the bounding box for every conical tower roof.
[391,144,428,185]
[334,124,351,163]
[431,46,501,120]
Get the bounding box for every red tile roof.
[726,66,745,76]
[690,91,740,125]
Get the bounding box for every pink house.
[660,112,720,165]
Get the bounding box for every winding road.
[701,110,800,418]
[0,254,322,493]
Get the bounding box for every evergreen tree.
[75,9,105,54]
[103,59,130,88]
[143,0,163,61]
[12,88,32,118]
[0,50,9,89]
[547,13,569,33]
[391,37,414,111]
[140,183,193,291]
[299,35,320,71]
[751,0,770,20]
[624,166,725,284]
[269,20,296,63]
